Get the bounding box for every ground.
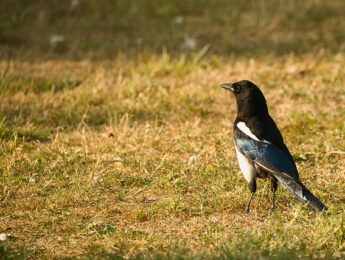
[0,1,344,259]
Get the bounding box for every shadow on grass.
[0,75,81,94]
[75,240,319,260]
[0,245,29,260]
[0,124,49,142]
[0,0,344,61]
[0,236,335,259]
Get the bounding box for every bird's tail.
[275,175,327,212]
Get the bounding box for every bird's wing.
[234,128,299,181]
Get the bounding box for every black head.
[220,80,268,117]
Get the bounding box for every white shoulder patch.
[237,122,270,143]
[237,122,260,141]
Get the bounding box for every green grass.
[0,0,345,259]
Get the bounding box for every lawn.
[0,1,345,259]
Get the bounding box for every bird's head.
[220,80,268,117]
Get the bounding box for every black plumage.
[220,80,327,212]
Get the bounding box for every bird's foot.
[270,200,276,212]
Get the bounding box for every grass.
[0,0,345,259]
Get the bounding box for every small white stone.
[188,155,199,165]
[0,233,9,241]
[71,0,80,7]
[50,35,65,45]
[181,36,197,50]
[135,38,143,46]
[174,16,184,24]
[286,64,298,74]
[93,175,102,181]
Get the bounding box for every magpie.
[220,80,327,212]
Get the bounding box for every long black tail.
[303,188,327,211]
[275,175,327,211]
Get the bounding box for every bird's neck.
[236,97,269,119]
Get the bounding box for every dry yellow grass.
[1,52,344,258]
[0,1,345,258]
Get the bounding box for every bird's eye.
[233,84,241,93]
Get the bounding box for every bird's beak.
[220,83,235,92]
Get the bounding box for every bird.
[220,80,327,212]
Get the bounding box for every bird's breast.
[234,146,255,183]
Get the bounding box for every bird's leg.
[245,179,256,213]
[270,177,278,211]
[245,192,254,213]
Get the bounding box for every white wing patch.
[237,122,270,143]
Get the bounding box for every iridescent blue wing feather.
[234,132,299,180]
